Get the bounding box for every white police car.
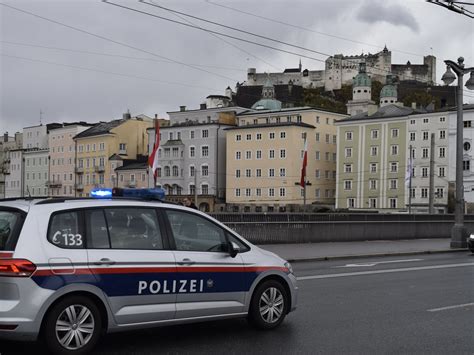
[0,188,297,354]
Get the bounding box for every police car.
[0,188,297,354]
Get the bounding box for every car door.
[85,206,177,325]
[163,208,246,319]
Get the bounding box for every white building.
[23,148,49,197]
[447,104,474,203]
[5,149,23,198]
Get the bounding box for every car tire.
[248,280,288,330]
[42,295,102,355]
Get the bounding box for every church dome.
[380,75,397,98]
[353,62,371,88]
[251,98,282,111]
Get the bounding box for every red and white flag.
[148,119,160,180]
[300,137,308,187]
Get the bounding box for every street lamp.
[441,57,474,248]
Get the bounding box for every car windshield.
[0,210,24,250]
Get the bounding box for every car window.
[85,210,110,249]
[166,210,227,252]
[104,208,163,250]
[48,211,83,249]
[0,210,24,250]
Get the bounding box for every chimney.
[411,102,417,109]
[200,103,207,110]
[3,132,8,143]
[155,114,158,119]
[180,106,186,112]
[123,110,132,120]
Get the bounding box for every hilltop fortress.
[242,47,436,91]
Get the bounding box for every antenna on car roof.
[26,186,32,200]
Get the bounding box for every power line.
[0,40,246,72]
[1,53,218,91]
[0,2,239,82]
[204,0,425,58]
[103,1,327,63]
[148,0,280,71]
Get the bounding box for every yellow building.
[73,114,152,196]
[226,107,347,211]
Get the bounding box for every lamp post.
[441,57,474,248]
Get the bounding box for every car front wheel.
[249,280,288,330]
[43,295,102,354]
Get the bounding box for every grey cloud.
[356,1,420,32]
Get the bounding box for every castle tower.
[262,75,275,99]
[379,74,398,107]
[346,62,376,116]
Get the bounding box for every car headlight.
[284,262,294,274]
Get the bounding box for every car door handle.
[177,258,195,266]
[93,258,116,266]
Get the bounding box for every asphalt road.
[2,252,473,354]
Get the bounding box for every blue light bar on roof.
[90,188,113,198]
[112,187,166,200]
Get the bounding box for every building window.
[345,148,352,158]
[347,198,355,208]
[391,129,399,138]
[422,148,429,158]
[463,160,470,171]
[436,188,444,198]
[464,121,472,128]
[326,134,330,143]
[333,135,337,144]
[269,149,275,159]
[279,188,286,197]
[370,163,377,173]
[325,152,330,161]
[390,179,397,189]
[280,132,286,139]
[201,184,208,195]
[410,132,416,141]
[316,133,320,142]
[236,134,241,141]
[256,188,261,197]
[345,131,353,141]
[371,130,379,139]
[269,132,275,139]
[189,146,195,157]
[245,188,251,197]
[439,167,445,177]
[344,164,352,173]
[464,142,471,151]
[280,149,286,159]
[202,129,208,138]
[235,151,241,160]
[390,162,398,173]
[202,165,208,176]
[245,151,252,160]
[279,168,286,177]
[421,188,428,199]
[389,198,397,208]
[235,188,241,197]
[369,198,377,208]
[172,166,179,177]
[316,151,320,160]
[370,179,377,190]
[440,130,446,139]
[190,166,195,177]
[423,118,429,124]
[245,169,251,178]
[190,131,195,139]
[269,168,275,177]
[422,167,428,177]
[315,169,320,179]
[235,169,241,178]
[269,188,275,197]
[371,146,378,156]
[201,146,209,157]
[410,188,416,198]
[439,147,446,158]
[164,166,171,177]
[256,133,262,140]
[423,131,429,140]
[256,169,262,177]
[440,117,446,122]
[344,180,352,190]
[391,145,398,155]
[246,134,252,140]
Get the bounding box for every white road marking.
[297,262,474,281]
[334,259,423,268]
[427,303,474,312]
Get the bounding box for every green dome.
[353,62,371,88]
[380,84,397,98]
[251,99,282,111]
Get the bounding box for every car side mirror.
[229,241,240,258]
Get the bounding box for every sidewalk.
[259,238,469,262]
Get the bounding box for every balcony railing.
[94,165,105,173]
[75,183,84,191]
[75,167,84,174]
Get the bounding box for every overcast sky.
[1,0,473,134]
